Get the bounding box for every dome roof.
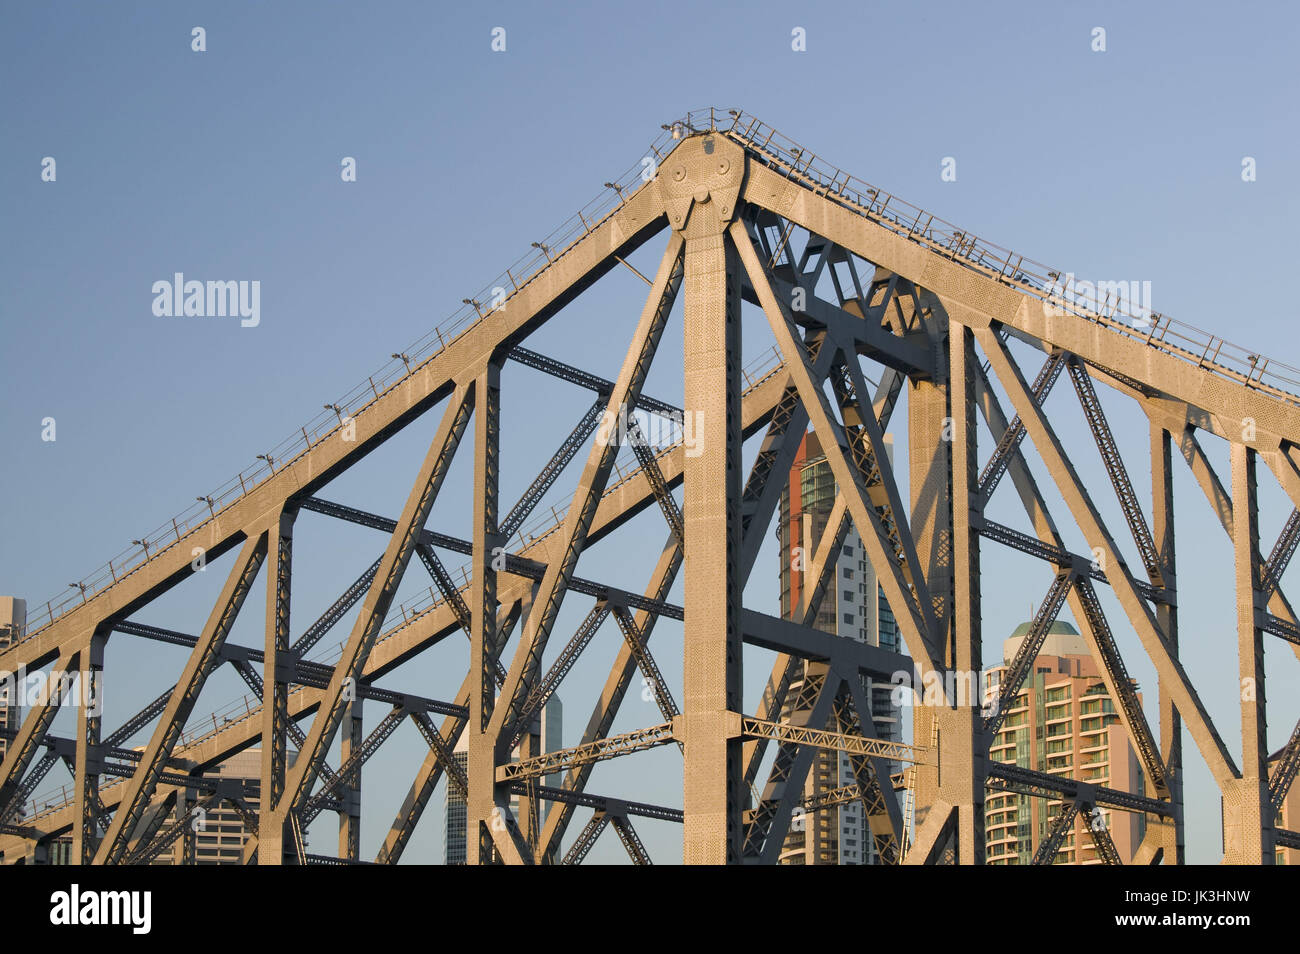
[1002,620,1088,665]
[1009,619,1079,638]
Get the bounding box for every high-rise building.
[775,431,902,865]
[40,748,270,865]
[0,598,26,770]
[181,748,262,865]
[1271,753,1300,865]
[446,697,561,864]
[984,622,1146,864]
[445,745,469,865]
[140,747,273,864]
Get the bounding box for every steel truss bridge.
[3,107,1299,865]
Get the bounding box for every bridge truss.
[3,108,1299,864]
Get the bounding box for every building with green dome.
[985,619,1146,864]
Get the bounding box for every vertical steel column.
[681,201,744,864]
[907,314,972,862]
[517,725,540,853]
[467,366,499,864]
[72,629,105,864]
[947,322,984,863]
[260,510,294,864]
[338,695,363,860]
[906,319,950,858]
[1150,423,1185,863]
[174,788,196,865]
[1228,443,1274,863]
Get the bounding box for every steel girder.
[6,110,1300,867]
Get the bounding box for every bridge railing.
[20,348,787,823]
[27,107,1289,663]
[674,107,1300,407]
[17,121,693,642]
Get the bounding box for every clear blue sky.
[2,1,1297,864]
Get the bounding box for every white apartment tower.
[776,432,902,864]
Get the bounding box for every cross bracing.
[5,108,1300,864]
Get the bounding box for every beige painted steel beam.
[680,153,746,864]
[974,322,1238,787]
[1225,445,1274,863]
[15,118,1300,867]
[281,383,474,821]
[731,218,943,679]
[95,533,267,864]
